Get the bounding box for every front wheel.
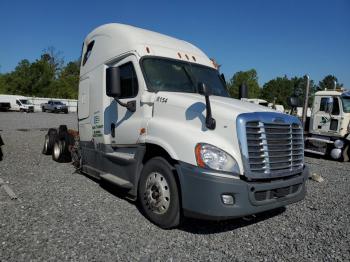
[138,157,181,229]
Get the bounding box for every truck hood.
[155,91,275,120]
[147,91,277,171]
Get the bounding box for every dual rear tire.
[42,125,72,163]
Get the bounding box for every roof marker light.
[146,47,150,53]
[192,56,196,61]
[177,52,182,58]
[185,54,189,60]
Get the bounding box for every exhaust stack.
[239,83,248,99]
[302,75,310,128]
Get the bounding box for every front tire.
[138,157,181,229]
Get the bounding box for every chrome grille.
[246,121,303,175]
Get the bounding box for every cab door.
[328,97,342,134]
[106,55,144,145]
[311,96,342,135]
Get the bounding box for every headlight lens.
[195,143,240,173]
[334,139,344,149]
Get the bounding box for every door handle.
[111,123,116,138]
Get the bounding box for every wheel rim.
[53,143,60,159]
[44,137,49,151]
[144,172,170,214]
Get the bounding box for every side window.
[319,97,328,111]
[82,40,95,66]
[119,62,139,98]
[332,98,340,115]
[16,100,21,106]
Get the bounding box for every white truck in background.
[41,100,69,113]
[304,89,350,161]
[43,23,309,228]
[0,95,34,112]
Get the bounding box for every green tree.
[318,75,343,90]
[227,69,260,98]
[42,46,64,78]
[0,73,6,94]
[261,75,317,108]
[6,59,33,95]
[30,55,55,96]
[261,76,294,108]
[55,60,80,99]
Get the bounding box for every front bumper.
[23,107,34,112]
[176,163,309,220]
[55,107,68,112]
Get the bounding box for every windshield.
[53,101,63,105]
[20,99,31,105]
[142,58,229,97]
[341,97,350,113]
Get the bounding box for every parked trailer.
[0,95,34,112]
[43,23,308,228]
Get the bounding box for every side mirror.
[197,82,216,130]
[325,97,334,113]
[198,82,211,96]
[106,67,121,97]
[287,96,299,108]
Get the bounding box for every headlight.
[195,143,240,173]
[334,139,344,149]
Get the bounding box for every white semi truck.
[304,89,350,161]
[44,23,308,228]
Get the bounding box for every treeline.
[0,49,344,106]
[226,69,344,108]
[0,47,79,99]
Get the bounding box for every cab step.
[100,173,133,189]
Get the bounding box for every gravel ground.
[0,112,349,261]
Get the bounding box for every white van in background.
[0,95,34,112]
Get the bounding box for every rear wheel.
[52,138,71,163]
[342,144,349,162]
[42,128,57,155]
[138,157,181,229]
[42,107,45,112]
[42,135,50,154]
